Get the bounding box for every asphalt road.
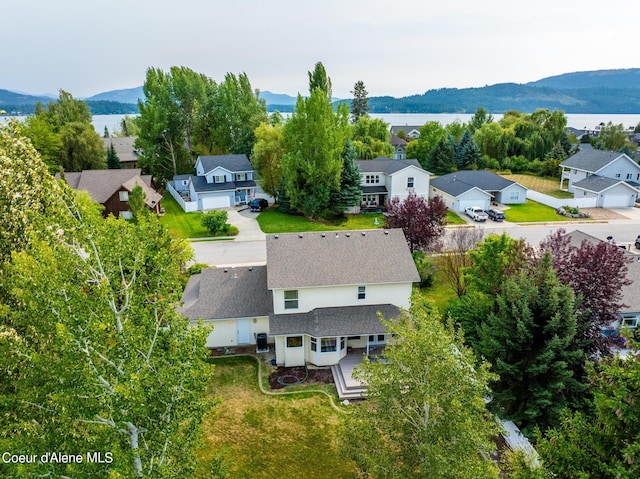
[191,214,640,267]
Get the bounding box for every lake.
[4,112,640,134]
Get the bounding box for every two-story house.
[172,154,256,210]
[178,229,419,369]
[59,168,162,218]
[102,136,139,169]
[356,157,430,210]
[559,149,640,208]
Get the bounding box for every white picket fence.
[166,183,199,212]
[527,190,597,209]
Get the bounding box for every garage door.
[200,195,230,210]
[458,199,489,213]
[602,194,631,208]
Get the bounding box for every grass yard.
[415,270,458,313]
[504,199,578,223]
[256,207,384,233]
[446,210,467,225]
[198,356,355,479]
[501,173,573,199]
[159,193,212,238]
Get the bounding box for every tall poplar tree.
[282,62,350,218]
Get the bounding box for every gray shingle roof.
[362,185,388,194]
[179,266,273,320]
[356,158,424,175]
[572,175,638,193]
[190,175,256,193]
[563,230,640,313]
[197,154,253,173]
[269,304,400,336]
[390,125,422,136]
[59,169,159,204]
[102,136,138,164]
[430,170,519,197]
[560,149,632,173]
[266,229,420,289]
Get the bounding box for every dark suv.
[487,208,505,221]
[249,198,268,212]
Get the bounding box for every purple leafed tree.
[539,229,631,357]
[384,194,448,253]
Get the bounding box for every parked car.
[464,206,488,222]
[487,208,505,222]
[249,198,268,212]
[635,235,640,249]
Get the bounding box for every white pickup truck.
[464,206,488,222]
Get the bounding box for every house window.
[340,337,346,350]
[321,338,337,352]
[310,337,317,351]
[627,173,633,180]
[284,290,298,309]
[214,175,226,183]
[621,315,638,329]
[120,211,133,220]
[287,336,303,348]
[358,286,366,300]
[615,173,621,178]
[637,173,640,181]
[365,174,379,184]
[236,173,247,181]
[407,177,414,188]
[119,191,129,201]
[509,191,520,201]
[369,334,385,343]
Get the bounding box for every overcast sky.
[3,0,638,99]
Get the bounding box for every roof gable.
[59,169,158,204]
[266,229,420,289]
[356,158,426,175]
[196,154,253,174]
[430,171,522,197]
[560,149,638,173]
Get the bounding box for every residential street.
[191,207,640,267]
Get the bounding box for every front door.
[237,319,251,344]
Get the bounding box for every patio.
[330,347,386,400]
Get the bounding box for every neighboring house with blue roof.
[429,170,527,212]
[559,149,640,208]
[171,154,256,210]
[356,157,430,209]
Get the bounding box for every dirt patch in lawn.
[268,366,335,390]
[581,208,629,220]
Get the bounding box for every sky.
[3,0,639,99]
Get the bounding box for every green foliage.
[351,115,394,159]
[329,141,362,214]
[592,121,636,151]
[281,62,351,218]
[350,80,370,122]
[412,250,437,288]
[342,297,500,479]
[201,210,228,235]
[0,125,214,477]
[251,121,285,200]
[405,121,446,169]
[500,449,549,479]
[127,184,146,219]
[445,291,494,349]
[106,142,121,169]
[477,254,586,433]
[469,107,494,133]
[428,133,457,174]
[456,129,481,169]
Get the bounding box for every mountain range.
[2,68,640,114]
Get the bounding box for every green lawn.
[415,270,458,313]
[198,356,354,479]
[504,199,578,223]
[256,207,384,233]
[446,210,467,225]
[159,194,212,238]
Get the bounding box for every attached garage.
[601,193,634,208]
[200,194,231,210]
[573,176,639,208]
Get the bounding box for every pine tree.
[456,130,481,169]
[329,141,362,214]
[350,80,370,123]
[428,134,456,174]
[106,143,121,169]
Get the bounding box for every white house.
[390,125,422,140]
[179,266,273,349]
[171,154,256,210]
[356,157,431,209]
[266,229,419,368]
[429,170,527,212]
[559,149,640,208]
[179,229,419,369]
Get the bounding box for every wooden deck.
[330,347,386,400]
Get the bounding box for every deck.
[330,347,386,400]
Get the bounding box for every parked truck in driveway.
[465,206,488,222]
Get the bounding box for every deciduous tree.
[251,121,285,201]
[438,227,485,297]
[384,193,447,253]
[351,115,394,159]
[343,298,500,479]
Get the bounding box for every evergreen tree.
[329,141,362,214]
[477,254,586,433]
[103,125,109,138]
[427,133,456,174]
[106,143,121,169]
[350,80,370,123]
[456,129,481,169]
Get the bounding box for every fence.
[527,190,597,209]
[166,183,199,212]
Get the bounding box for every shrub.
[412,251,437,288]
[201,210,228,234]
[223,224,239,236]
